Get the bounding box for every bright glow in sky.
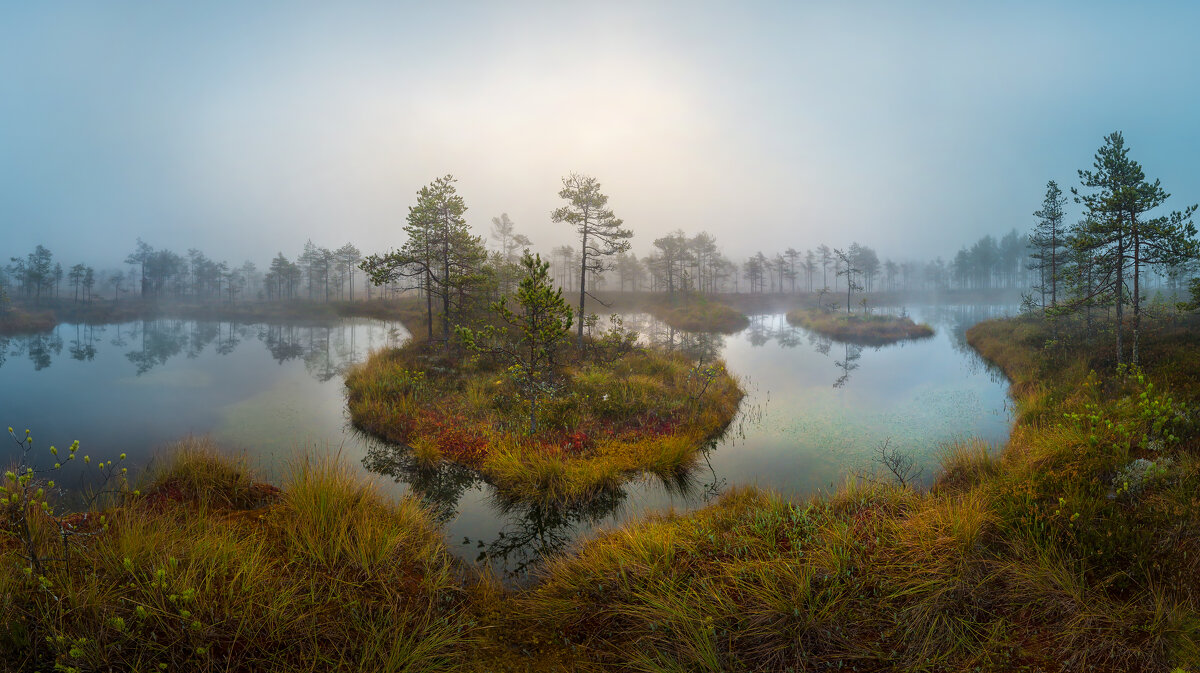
[3,1,1199,268]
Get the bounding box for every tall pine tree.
[552,173,632,347]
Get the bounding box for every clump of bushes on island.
[786,307,934,345]
[347,253,743,503]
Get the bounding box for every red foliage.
[560,430,592,456]
[418,411,489,465]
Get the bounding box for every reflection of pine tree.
[478,489,627,581]
[361,440,481,524]
[68,324,97,362]
[833,342,862,389]
[25,331,63,371]
[125,320,189,375]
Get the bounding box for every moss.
[786,308,935,345]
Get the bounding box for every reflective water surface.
[0,305,1013,582]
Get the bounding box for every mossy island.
[787,307,935,345]
[347,252,743,504]
[641,296,750,334]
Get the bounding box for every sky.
[3,1,1200,270]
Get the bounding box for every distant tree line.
[2,239,365,307]
[5,135,1195,346]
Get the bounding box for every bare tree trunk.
[577,229,587,348]
[1115,243,1124,368]
[1132,219,1141,367]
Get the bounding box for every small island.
[647,297,750,334]
[786,308,935,345]
[347,252,743,504]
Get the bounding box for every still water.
[0,305,1013,581]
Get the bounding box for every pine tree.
[1029,180,1069,308]
[1073,132,1198,365]
[552,173,632,347]
[362,175,487,342]
[458,251,573,434]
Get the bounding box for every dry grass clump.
[786,308,935,345]
[0,306,56,334]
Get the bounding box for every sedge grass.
[1,439,471,673]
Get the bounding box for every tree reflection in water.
[68,324,102,362]
[0,319,405,381]
[23,332,63,371]
[362,434,725,584]
[832,342,863,389]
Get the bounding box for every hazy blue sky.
[3,1,1199,269]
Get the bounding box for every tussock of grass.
[933,438,1001,493]
[786,308,935,345]
[1,439,470,672]
[346,344,743,504]
[142,437,266,509]
[0,306,56,334]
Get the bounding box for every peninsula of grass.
[0,297,428,335]
[508,312,1200,671]
[786,307,935,345]
[346,339,743,503]
[0,306,57,334]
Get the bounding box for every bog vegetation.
[7,310,1200,671]
[4,133,1200,672]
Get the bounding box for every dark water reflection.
[2,304,1015,582]
[363,435,727,583]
